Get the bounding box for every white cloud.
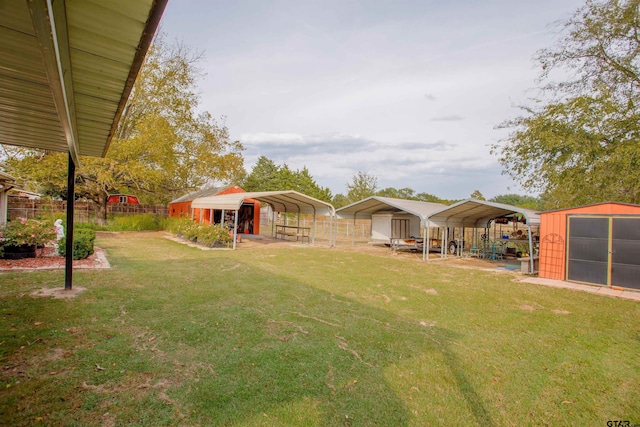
[162,0,585,199]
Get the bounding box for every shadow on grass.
[0,236,496,426]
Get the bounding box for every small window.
[119,195,127,203]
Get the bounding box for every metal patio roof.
[0,171,17,186]
[0,0,167,164]
[427,198,541,228]
[169,186,233,204]
[191,191,336,217]
[335,196,446,221]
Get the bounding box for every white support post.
[329,215,334,247]
[527,224,535,273]
[272,208,275,237]
[233,209,238,250]
[312,211,316,244]
[352,217,356,246]
[423,221,428,261]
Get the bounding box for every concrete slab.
[519,277,639,301]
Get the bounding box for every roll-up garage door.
[567,216,640,288]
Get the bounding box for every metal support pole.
[423,221,428,261]
[64,153,75,290]
[271,208,275,237]
[233,209,238,250]
[527,224,535,273]
[352,217,356,246]
[329,214,333,247]
[312,211,316,244]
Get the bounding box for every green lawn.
[1,232,639,426]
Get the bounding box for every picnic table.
[275,225,311,243]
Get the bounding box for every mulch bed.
[0,246,108,271]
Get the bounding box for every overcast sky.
[160,0,584,199]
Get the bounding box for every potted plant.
[0,218,57,259]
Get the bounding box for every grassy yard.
[1,232,639,426]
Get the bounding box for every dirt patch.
[31,286,87,299]
[519,305,535,312]
[0,246,109,271]
[552,309,571,315]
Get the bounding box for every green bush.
[58,229,96,260]
[196,224,233,247]
[169,219,233,247]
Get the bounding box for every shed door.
[611,218,640,289]
[567,217,609,285]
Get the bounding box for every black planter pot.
[1,244,37,260]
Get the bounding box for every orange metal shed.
[168,185,261,234]
[539,202,640,289]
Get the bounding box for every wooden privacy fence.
[7,198,168,222]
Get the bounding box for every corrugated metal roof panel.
[192,191,336,216]
[0,0,167,161]
[427,199,541,227]
[336,196,446,221]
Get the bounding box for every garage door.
[567,216,640,288]
[611,217,640,289]
[567,217,609,285]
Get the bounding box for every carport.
[425,199,541,273]
[335,196,446,246]
[0,0,167,288]
[192,190,336,248]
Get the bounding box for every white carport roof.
[0,0,167,165]
[191,191,336,216]
[336,196,446,221]
[0,171,17,186]
[427,199,541,228]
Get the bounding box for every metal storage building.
[539,202,640,290]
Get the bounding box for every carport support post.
[352,217,356,246]
[312,211,316,244]
[527,224,534,273]
[442,226,448,259]
[232,209,238,250]
[423,221,429,261]
[271,208,275,237]
[64,153,75,290]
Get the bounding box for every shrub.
[58,229,96,260]
[196,224,233,247]
[0,218,57,258]
[169,219,233,247]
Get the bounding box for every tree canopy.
[345,171,378,203]
[492,0,640,209]
[2,37,245,219]
[242,156,332,202]
[489,194,543,210]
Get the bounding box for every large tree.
[345,171,378,203]
[493,0,640,209]
[242,156,332,202]
[3,37,244,220]
[489,194,543,210]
